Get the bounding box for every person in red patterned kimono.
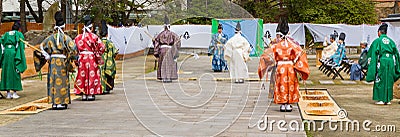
[74,15,105,101]
[270,17,310,112]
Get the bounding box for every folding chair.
[327,50,346,80]
[331,65,345,80]
[361,69,367,80]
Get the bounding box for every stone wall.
[375,2,400,19]
[24,30,78,45]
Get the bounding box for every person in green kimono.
[99,20,118,94]
[0,21,27,99]
[34,11,77,109]
[366,23,400,105]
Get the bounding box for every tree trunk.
[74,0,79,29]
[61,0,66,23]
[38,0,44,23]
[25,0,44,23]
[20,0,27,33]
[0,0,3,24]
[26,0,41,23]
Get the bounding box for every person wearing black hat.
[224,22,251,83]
[33,11,78,109]
[153,15,181,83]
[208,24,228,72]
[366,23,400,105]
[330,32,346,67]
[271,18,284,45]
[0,21,27,99]
[322,31,338,59]
[270,17,310,112]
[74,15,106,101]
[99,20,118,94]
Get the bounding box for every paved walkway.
[0,56,306,137]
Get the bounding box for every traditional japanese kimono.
[34,33,77,105]
[259,37,282,95]
[330,42,346,66]
[208,33,228,71]
[0,30,27,91]
[224,33,251,80]
[271,37,310,104]
[366,34,400,103]
[258,48,275,80]
[258,48,275,98]
[100,38,117,92]
[153,29,181,80]
[74,32,105,95]
[322,41,338,59]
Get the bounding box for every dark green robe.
[0,30,27,91]
[359,48,368,70]
[366,34,400,103]
[100,38,117,92]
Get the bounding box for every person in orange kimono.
[258,30,280,99]
[270,17,310,112]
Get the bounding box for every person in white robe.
[224,22,251,83]
[322,31,338,59]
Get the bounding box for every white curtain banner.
[305,23,400,47]
[263,23,306,45]
[108,23,400,55]
[108,25,136,54]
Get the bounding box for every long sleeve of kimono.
[392,42,400,81]
[153,35,160,58]
[208,35,216,54]
[96,38,105,55]
[0,38,3,68]
[67,37,78,61]
[173,33,181,59]
[242,37,251,62]
[366,40,379,82]
[103,40,117,76]
[290,39,310,80]
[34,36,51,72]
[224,41,232,61]
[15,33,27,73]
[258,48,274,80]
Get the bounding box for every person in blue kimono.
[208,24,228,72]
[330,33,346,66]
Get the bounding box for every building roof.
[381,14,400,22]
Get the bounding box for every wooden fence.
[0,22,84,79]
[0,22,83,35]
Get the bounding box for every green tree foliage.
[286,0,377,24]
[240,0,378,24]
[141,0,252,25]
[240,0,281,23]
